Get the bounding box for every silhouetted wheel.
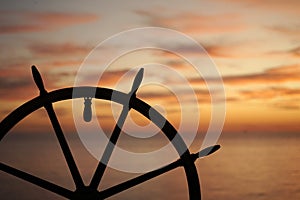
[0,66,220,199]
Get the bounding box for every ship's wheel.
[0,66,220,199]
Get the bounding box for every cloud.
[272,99,300,110]
[223,64,300,85]
[0,73,36,100]
[153,40,279,60]
[226,64,300,84]
[0,76,31,89]
[0,11,99,34]
[0,65,77,101]
[0,60,31,70]
[240,87,300,100]
[268,25,300,35]
[136,10,246,35]
[0,41,93,88]
[99,69,136,86]
[190,64,300,85]
[171,42,300,59]
[287,46,300,57]
[239,87,300,110]
[78,67,218,104]
[26,42,93,87]
[28,42,92,57]
[216,0,300,16]
[264,46,300,58]
[73,68,138,88]
[138,87,222,105]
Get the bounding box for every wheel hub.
[72,186,102,200]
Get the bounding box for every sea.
[0,131,299,200]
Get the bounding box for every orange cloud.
[265,46,300,58]
[272,99,300,110]
[267,26,300,38]
[136,10,246,35]
[98,69,135,87]
[239,87,300,110]
[0,68,37,101]
[158,42,300,60]
[224,64,300,85]
[216,0,300,16]
[190,64,300,85]
[0,11,99,34]
[0,62,77,102]
[240,87,300,99]
[28,42,92,57]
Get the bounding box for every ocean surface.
[0,131,299,200]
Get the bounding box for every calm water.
[0,132,299,200]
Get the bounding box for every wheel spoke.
[89,107,129,189]
[31,66,84,189]
[89,68,144,189]
[100,158,182,199]
[99,145,221,199]
[45,104,84,188]
[0,162,73,199]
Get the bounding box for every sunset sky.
[0,0,299,135]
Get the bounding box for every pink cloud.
[0,11,99,34]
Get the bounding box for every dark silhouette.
[83,97,92,122]
[0,66,220,199]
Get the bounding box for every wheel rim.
[0,86,201,199]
